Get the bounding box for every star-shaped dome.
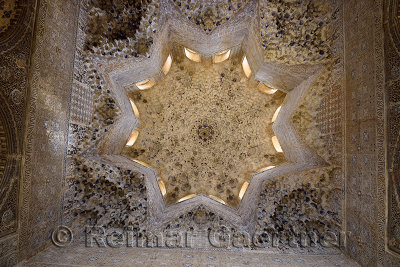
[123,49,286,208]
[74,0,328,233]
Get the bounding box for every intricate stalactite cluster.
[256,167,342,249]
[67,1,344,249]
[71,158,148,233]
[291,65,333,162]
[85,0,160,58]
[172,0,248,33]
[124,57,285,207]
[0,0,18,34]
[259,0,336,64]
[164,205,239,235]
[68,63,120,155]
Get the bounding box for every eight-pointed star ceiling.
[88,1,327,231]
[123,52,286,208]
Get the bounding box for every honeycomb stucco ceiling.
[124,55,286,207]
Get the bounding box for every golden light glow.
[238,181,249,200]
[133,159,151,168]
[177,194,196,203]
[130,99,140,118]
[258,83,278,94]
[184,47,201,62]
[213,49,231,63]
[162,55,172,75]
[126,130,139,147]
[209,195,226,205]
[242,56,251,78]
[257,166,276,173]
[136,79,155,90]
[271,106,282,122]
[272,136,283,153]
[157,178,166,196]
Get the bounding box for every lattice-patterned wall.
[16,0,80,262]
[0,0,36,266]
[344,0,400,266]
[70,80,93,125]
[385,0,400,261]
[316,83,343,165]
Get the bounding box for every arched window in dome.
[162,55,172,75]
[177,194,196,203]
[271,106,282,122]
[130,99,140,118]
[242,56,251,78]
[209,195,226,205]
[272,136,283,153]
[257,166,275,173]
[133,159,151,168]
[136,79,155,90]
[184,47,201,62]
[157,178,167,196]
[126,130,139,147]
[258,83,278,94]
[213,49,231,63]
[238,181,249,200]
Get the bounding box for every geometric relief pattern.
[388,0,400,55]
[171,0,249,33]
[0,2,35,266]
[343,0,386,265]
[387,0,400,255]
[17,0,79,260]
[317,85,342,136]
[0,0,32,54]
[388,118,400,255]
[70,80,94,126]
[0,0,34,242]
[316,82,343,165]
[0,99,18,238]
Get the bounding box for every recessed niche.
[209,195,226,205]
[213,49,231,63]
[257,165,275,173]
[157,178,166,196]
[272,136,283,153]
[126,130,139,147]
[130,99,140,118]
[177,194,196,203]
[136,79,155,90]
[133,159,151,168]
[162,55,172,75]
[258,83,278,95]
[242,56,251,78]
[238,181,249,200]
[184,47,201,62]
[271,106,282,122]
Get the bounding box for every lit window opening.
[238,181,249,200]
[130,99,140,118]
[272,136,283,153]
[209,195,226,205]
[271,106,282,123]
[213,49,231,63]
[126,130,139,147]
[136,79,155,90]
[258,83,278,94]
[177,194,196,203]
[257,166,276,173]
[184,47,201,62]
[133,159,151,168]
[242,56,251,78]
[157,178,166,196]
[162,54,172,75]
